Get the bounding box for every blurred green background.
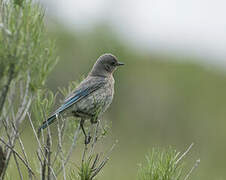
[2,0,226,179]
[31,22,226,179]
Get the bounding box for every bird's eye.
[111,62,115,66]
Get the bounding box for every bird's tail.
[37,114,56,136]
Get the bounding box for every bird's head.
[90,53,124,77]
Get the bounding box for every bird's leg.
[80,119,91,145]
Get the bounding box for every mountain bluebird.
[38,53,124,144]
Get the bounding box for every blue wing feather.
[38,79,106,133]
[56,81,105,113]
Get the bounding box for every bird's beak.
[117,62,125,66]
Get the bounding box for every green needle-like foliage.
[0,0,57,94]
[78,158,93,180]
[138,148,183,180]
[0,0,58,178]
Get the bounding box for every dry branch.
[0,138,35,177]
[0,145,5,177]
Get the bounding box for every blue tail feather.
[38,114,56,135]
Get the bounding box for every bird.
[38,53,124,144]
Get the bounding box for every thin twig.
[0,76,32,179]
[36,150,43,166]
[27,113,57,180]
[10,123,23,180]
[42,134,51,180]
[82,143,88,164]
[15,72,31,127]
[11,122,33,180]
[16,97,32,126]
[0,63,14,115]
[47,130,52,180]
[52,117,66,167]
[56,114,66,144]
[56,119,66,180]
[18,136,33,180]
[184,159,200,180]
[91,158,109,179]
[56,123,80,176]
[91,154,99,170]
[12,150,24,180]
[0,138,35,176]
[176,143,194,164]
[42,107,52,180]
[89,121,100,157]
[36,149,43,177]
[0,80,16,130]
[1,118,17,179]
[90,141,117,179]
[0,145,6,177]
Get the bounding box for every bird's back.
[71,75,114,118]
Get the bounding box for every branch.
[12,149,23,180]
[90,141,117,179]
[55,119,66,180]
[89,121,100,157]
[1,118,16,179]
[46,128,52,180]
[15,124,33,180]
[176,143,194,164]
[0,137,35,177]
[52,118,66,167]
[42,135,51,180]
[15,72,31,127]
[56,123,80,176]
[27,113,57,180]
[0,63,14,116]
[0,145,5,177]
[184,159,200,180]
[0,75,32,179]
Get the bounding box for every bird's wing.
[37,76,107,133]
[55,76,107,114]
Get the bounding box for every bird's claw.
[85,135,92,145]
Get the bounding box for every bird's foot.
[85,135,92,145]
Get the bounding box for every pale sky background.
[40,0,226,67]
